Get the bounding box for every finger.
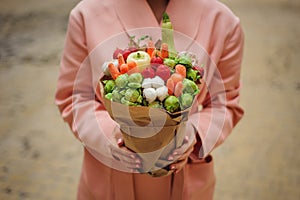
[175,145,194,162]
[112,148,139,162]
[170,158,188,174]
[112,152,142,169]
[112,147,142,164]
[173,136,196,155]
[117,138,124,147]
[168,142,194,161]
[183,135,189,144]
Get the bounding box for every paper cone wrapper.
[100,80,190,176]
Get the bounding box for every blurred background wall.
[0,0,299,199]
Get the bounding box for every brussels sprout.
[128,82,142,89]
[177,55,192,68]
[119,89,126,96]
[128,73,143,84]
[124,88,141,103]
[148,101,163,109]
[183,79,199,95]
[104,93,112,100]
[112,88,123,102]
[136,95,143,104]
[121,97,138,106]
[163,58,177,68]
[164,95,180,113]
[180,93,193,109]
[186,68,198,82]
[115,74,129,88]
[104,80,115,94]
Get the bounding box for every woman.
[55,0,244,199]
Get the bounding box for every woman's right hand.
[108,128,142,173]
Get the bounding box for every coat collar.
[113,0,205,44]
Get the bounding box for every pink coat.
[55,0,244,199]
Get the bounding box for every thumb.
[113,126,124,147]
[117,138,124,147]
[115,132,124,147]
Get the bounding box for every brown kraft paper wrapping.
[99,81,191,177]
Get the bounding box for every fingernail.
[170,165,175,170]
[168,156,174,161]
[135,164,141,168]
[173,151,178,156]
[130,155,135,159]
[117,138,122,145]
[135,159,141,164]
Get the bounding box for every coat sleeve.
[55,8,119,159]
[189,20,245,159]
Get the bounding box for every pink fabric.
[55,0,244,199]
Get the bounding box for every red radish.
[122,47,138,61]
[156,65,171,81]
[113,48,123,59]
[150,56,163,65]
[141,67,155,78]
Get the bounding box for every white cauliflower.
[142,78,153,89]
[151,76,165,88]
[156,86,169,101]
[143,88,157,103]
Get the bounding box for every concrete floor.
[0,0,299,199]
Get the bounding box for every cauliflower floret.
[142,78,153,89]
[143,88,157,103]
[156,86,169,101]
[151,76,165,88]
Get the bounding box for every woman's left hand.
[168,135,197,174]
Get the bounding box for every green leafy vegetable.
[164,95,180,113]
[104,80,115,94]
[180,93,193,109]
[115,74,129,88]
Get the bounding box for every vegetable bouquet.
[99,13,204,177]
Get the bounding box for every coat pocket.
[183,155,216,200]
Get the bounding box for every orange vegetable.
[117,53,125,67]
[174,81,184,97]
[151,49,161,59]
[166,78,175,95]
[127,61,138,74]
[120,63,129,74]
[147,40,155,57]
[108,62,121,80]
[170,73,184,85]
[175,64,186,78]
[160,43,169,59]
